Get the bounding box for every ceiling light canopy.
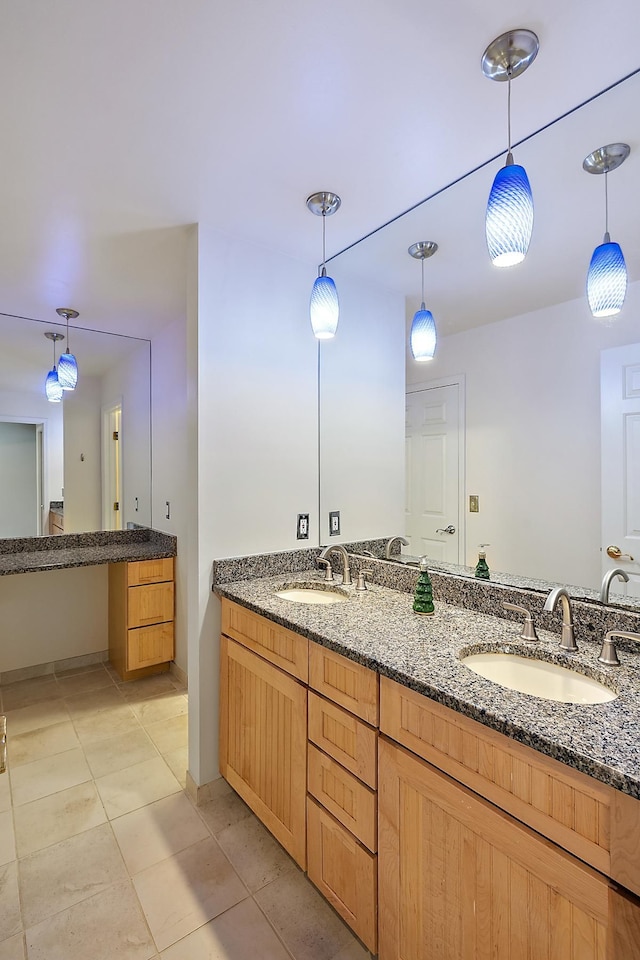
[583,143,630,319]
[408,241,438,362]
[307,191,341,340]
[482,29,539,268]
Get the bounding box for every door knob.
[606,545,635,561]
[436,524,456,535]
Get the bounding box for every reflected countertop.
[0,528,176,576]
[215,569,640,798]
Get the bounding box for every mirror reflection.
[0,313,151,538]
[324,69,640,607]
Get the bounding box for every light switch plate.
[469,495,479,513]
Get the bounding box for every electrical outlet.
[329,510,341,536]
[296,513,309,539]
[469,495,479,513]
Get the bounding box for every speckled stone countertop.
[215,570,640,799]
[0,528,176,576]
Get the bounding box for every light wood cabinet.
[108,557,175,681]
[219,632,307,868]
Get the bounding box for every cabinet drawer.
[309,643,378,725]
[307,797,377,953]
[221,599,308,682]
[128,581,174,629]
[127,622,174,671]
[308,743,377,852]
[308,692,377,789]
[127,557,174,586]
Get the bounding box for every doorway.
[0,419,44,537]
[102,401,123,531]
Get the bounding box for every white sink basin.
[274,587,348,605]
[461,652,617,704]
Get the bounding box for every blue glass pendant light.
[306,191,341,339]
[44,331,64,402]
[408,241,438,362]
[583,143,630,319]
[482,30,539,267]
[56,307,79,389]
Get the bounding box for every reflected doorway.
[0,419,45,537]
[102,401,123,530]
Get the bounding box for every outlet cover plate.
[329,511,341,536]
[297,514,310,539]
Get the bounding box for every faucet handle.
[503,603,539,642]
[598,629,640,667]
[317,557,334,582]
[355,569,373,592]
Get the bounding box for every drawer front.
[127,622,174,671]
[308,743,377,852]
[221,598,308,683]
[380,676,614,878]
[308,692,377,789]
[127,557,174,586]
[307,797,377,953]
[309,643,379,725]
[128,581,174,629]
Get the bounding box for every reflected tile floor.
[0,665,370,960]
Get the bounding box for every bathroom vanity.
[216,570,640,958]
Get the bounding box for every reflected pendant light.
[44,331,64,402]
[583,143,630,319]
[408,241,438,362]
[482,29,539,267]
[56,307,79,389]
[306,191,341,339]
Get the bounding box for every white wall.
[0,565,108,672]
[63,375,102,532]
[408,278,640,588]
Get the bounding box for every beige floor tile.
[8,720,79,767]
[118,674,181,703]
[10,747,91,807]
[64,684,125,717]
[0,772,11,814]
[83,726,157,779]
[0,863,22,942]
[1,677,60,711]
[24,879,156,960]
[54,661,106,679]
[112,792,209,875]
[216,812,297,892]
[196,778,252,836]
[3,700,70,737]
[71,702,140,746]
[0,933,25,960]
[162,745,188,788]
[160,898,292,960]
[132,692,188,727]
[145,714,188,755]
[13,780,107,858]
[255,870,356,960]
[19,822,128,927]
[133,836,248,951]
[95,756,181,819]
[57,669,114,698]
[0,809,16,866]
[330,941,371,960]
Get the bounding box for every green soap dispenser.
[413,557,435,615]
[475,544,490,580]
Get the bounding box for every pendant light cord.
[421,256,425,307]
[65,312,70,352]
[322,208,326,270]
[604,170,609,237]
[506,70,513,159]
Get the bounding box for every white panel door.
[405,383,461,562]
[601,343,640,598]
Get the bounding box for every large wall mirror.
[322,68,640,607]
[0,312,151,538]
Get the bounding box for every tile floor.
[0,662,370,960]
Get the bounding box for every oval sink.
[461,652,616,704]
[275,587,348,605]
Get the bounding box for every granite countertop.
[216,570,640,799]
[0,529,176,576]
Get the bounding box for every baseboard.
[185,770,221,805]
[170,660,187,688]
[0,650,108,686]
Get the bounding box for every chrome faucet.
[319,544,352,585]
[599,567,629,604]
[543,587,578,652]
[385,536,409,560]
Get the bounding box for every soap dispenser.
[413,557,435,615]
[475,544,490,580]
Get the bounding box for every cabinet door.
[379,737,611,960]
[220,635,307,868]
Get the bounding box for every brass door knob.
[606,545,635,561]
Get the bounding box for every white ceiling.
[0,1,639,338]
